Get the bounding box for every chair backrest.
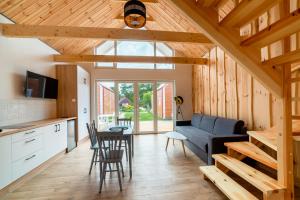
[117,117,132,127]
[96,130,123,161]
[86,123,97,147]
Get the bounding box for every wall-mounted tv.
[24,71,58,99]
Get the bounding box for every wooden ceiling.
[0,0,215,57]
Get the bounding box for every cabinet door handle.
[25,131,35,135]
[55,125,57,132]
[25,138,36,143]
[25,154,36,161]
[58,124,61,131]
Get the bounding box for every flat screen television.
[24,71,58,99]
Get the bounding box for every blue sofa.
[176,114,248,164]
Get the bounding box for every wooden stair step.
[248,130,277,151]
[224,142,277,170]
[199,166,258,200]
[212,154,284,193]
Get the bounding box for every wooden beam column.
[277,1,294,199]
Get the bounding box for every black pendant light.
[124,0,146,29]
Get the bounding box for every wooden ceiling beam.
[167,0,282,97]
[0,24,212,44]
[219,0,278,27]
[262,49,300,66]
[241,8,300,47]
[53,54,208,65]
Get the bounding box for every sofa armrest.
[176,120,191,126]
[207,134,249,165]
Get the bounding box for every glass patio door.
[137,82,155,133]
[116,82,136,130]
[96,80,175,133]
[96,81,116,130]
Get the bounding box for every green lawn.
[123,111,154,121]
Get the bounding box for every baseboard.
[0,150,66,198]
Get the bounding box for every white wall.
[0,15,58,126]
[89,64,193,121]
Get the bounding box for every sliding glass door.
[117,82,135,129]
[157,82,174,132]
[96,81,116,130]
[138,82,154,133]
[96,80,175,133]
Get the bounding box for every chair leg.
[120,161,125,177]
[116,163,123,191]
[89,149,96,175]
[94,149,98,166]
[99,161,102,179]
[125,140,128,161]
[99,163,107,193]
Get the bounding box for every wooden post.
[277,1,294,199]
[278,64,294,200]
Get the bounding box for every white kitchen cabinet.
[57,121,67,151]
[12,134,43,162]
[0,135,12,189]
[43,122,67,161]
[0,119,69,191]
[12,149,43,181]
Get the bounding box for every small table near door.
[165,131,187,157]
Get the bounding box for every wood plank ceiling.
[0,0,215,57]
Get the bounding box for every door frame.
[95,80,176,134]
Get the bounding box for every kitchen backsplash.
[0,99,56,127]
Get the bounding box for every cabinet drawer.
[12,128,42,143]
[12,150,43,181]
[12,135,42,162]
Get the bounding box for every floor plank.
[1,134,226,200]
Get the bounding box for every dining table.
[106,126,134,179]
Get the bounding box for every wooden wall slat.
[217,47,226,118]
[237,65,252,129]
[210,48,218,116]
[192,46,299,131]
[225,54,238,119]
[203,59,211,115]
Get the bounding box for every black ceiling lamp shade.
[124,0,146,29]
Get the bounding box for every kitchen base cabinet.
[43,122,67,161]
[0,119,70,191]
[0,135,12,189]
[12,150,43,181]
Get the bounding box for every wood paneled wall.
[193,46,293,131]
[193,0,300,131]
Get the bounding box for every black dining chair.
[117,117,132,127]
[96,130,125,193]
[116,117,132,161]
[86,123,99,175]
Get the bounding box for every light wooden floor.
[1,134,226,200]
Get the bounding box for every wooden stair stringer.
[224,142,278,170]
[247,130,278,152]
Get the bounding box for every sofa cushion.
[191,114,203,129]
[213,117,245,135]
[199,116,217,133]
[176,126,210,152]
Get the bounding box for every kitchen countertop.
[0,117,77,138]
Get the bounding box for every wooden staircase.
[200,129,286,200]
